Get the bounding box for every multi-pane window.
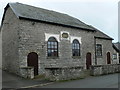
[113,54,117,59]
[96,44,102,56]
[72,39,80,56]
[47,37,58,57]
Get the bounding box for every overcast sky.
[0,0,119,42]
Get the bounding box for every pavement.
[2,69,53,89]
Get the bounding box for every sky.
[0,0,119,42]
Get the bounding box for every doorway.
[107,52,111,64]
[86,52,92,69]
[27,52,38,76]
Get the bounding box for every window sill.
[47,57,59,59]
[96,56,103,58]
[72,56,81,59]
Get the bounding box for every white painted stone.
[70,36,82,44]
[60,31,70,40]
[45,33,60,42]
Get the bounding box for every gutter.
[94,36,114,40]
[19,16,96,32]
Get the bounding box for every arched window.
[72,39,80,56]
[47,37,58,57]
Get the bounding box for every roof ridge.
[1,2,113,40]
[7,2,96,31]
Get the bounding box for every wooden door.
[27,52,38,76]
[107,52,111,64]
[86,53,92,69]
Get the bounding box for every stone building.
[113,42,120,63]
[1,2,119,80]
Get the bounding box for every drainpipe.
[94,37,97,65]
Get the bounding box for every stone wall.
[45,66,84,81]
[95,38,113,65]
[18,17,96,74]
[112,48,119,64]
[2,7,20,74]
[90,64,120,76]
[18,16,114,74]
[1,5,115,79]
[20,67,34,79]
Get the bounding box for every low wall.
[45,66,84,81]
[20,67,34,79]
[90,64,120,76]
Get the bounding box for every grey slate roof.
[2,2,113,40]
[7,2,96,31]
[113,42,120,51]
[113,43,120,53]
[95,30,113,40]
[89,25,113,40]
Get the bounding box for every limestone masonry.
[0,2,119,80]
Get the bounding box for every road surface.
[1,69,120,89]
[38,73,119,88]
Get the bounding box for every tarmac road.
[39,73,119,88]
[2,69,52,89]
[1,69,120,89]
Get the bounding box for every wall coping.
[20,66,34,69]
[45,66,83,69]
